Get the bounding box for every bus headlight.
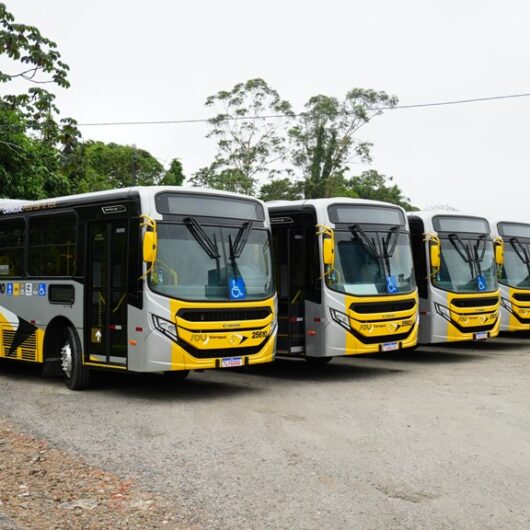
[500,297,513,313]
[434,303,451,322]
[152,314,178,342]
[330,308,351,330]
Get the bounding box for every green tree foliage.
[345,170,417,211]
[258,178,303,202]
[64,141,166,193]
[0,107,69,199]
[0,2,79,198]
[161,158,185,186]
[191,78,293,194]
[288,90,398,199]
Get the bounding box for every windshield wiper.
[183,217,220,260]
[349,224,379,260]
[448,233,475,278]
[229,221,252,260]
[184,216,222,282]
[228,221,252,277]
[472,234,487,277]
[510,237,530,265]
[383,226,399,258]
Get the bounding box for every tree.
[64,141,166,193]
[288,89,398,199]
[258,178,303,202]
[345,169,417,211]
[0,2,79,198]
[161,158,185,186]
[191,78,293,194]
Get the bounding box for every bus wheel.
[305,356,333,366]
[164,370,190,381]
[61,326,90,390]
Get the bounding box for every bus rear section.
[408,212,502,344]
[493,221,530,332]
[269,199,418,361]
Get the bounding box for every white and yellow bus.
[492,220,530,332]
[268,198,418,362]
[408,211,502,344]
[0,187,276,389]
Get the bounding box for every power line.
[74,92,530,128]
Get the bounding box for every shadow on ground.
[0,360,263,402]
[242,357,404,382]
[363,347,488,364]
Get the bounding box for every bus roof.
[267,197,405,211]
[0,186,265,216]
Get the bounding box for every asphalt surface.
[1,334,530,529]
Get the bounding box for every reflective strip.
[109,356,127,365]
[290,346,304,353]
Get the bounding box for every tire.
[164,370,190,381]
[305,356,333,366]
[61,326,90,390]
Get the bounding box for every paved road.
[1,334,530,529]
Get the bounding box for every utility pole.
[131,145,138,187]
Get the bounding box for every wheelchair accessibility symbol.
[386,275,399,294]
[476,275,486,292]
[229,277,247,300]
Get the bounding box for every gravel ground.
[0,419,195,529]
[1,333,529,529]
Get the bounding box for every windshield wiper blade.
[230,221,252,260]
[384,226,400,258]
[184,217,220,260]
[349,224,379,260]
[510,237,530,265]
[473,234,487,263]
[448,233,475,278]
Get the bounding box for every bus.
[408,211,502,344]
[0,187,277,389]
[268,198,418,362]
[492,220,530,332]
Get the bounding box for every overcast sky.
[6,0,530,221]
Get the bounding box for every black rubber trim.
[450,297,499,308]
[177,307,271,322]
[513,292,530,302]
[350,300,416,314]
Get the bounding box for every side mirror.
[494,238,504,266]
[323,235,335,267]
[143,231,157,263]
[430,242,441,269]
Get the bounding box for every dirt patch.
[0,418,197,530]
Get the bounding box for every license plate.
[381,341,399,352]
[221,356,243,368]
[474,331,488,340]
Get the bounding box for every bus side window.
[28,214,77,277]
[0,218,25,277]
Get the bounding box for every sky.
[4,0,530,221]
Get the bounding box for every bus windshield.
[500,238,530,289]
[433,235,497,292]
[327,228,415,295]
[149,221,274,301]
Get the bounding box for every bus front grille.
[349,300,415,314]
[178,308,271,322]
[451,297,499,308]
[513,293,530,302]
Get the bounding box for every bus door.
[275,225,306,355]
[86,220,129,366]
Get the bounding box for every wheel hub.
[61,341,73,378]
